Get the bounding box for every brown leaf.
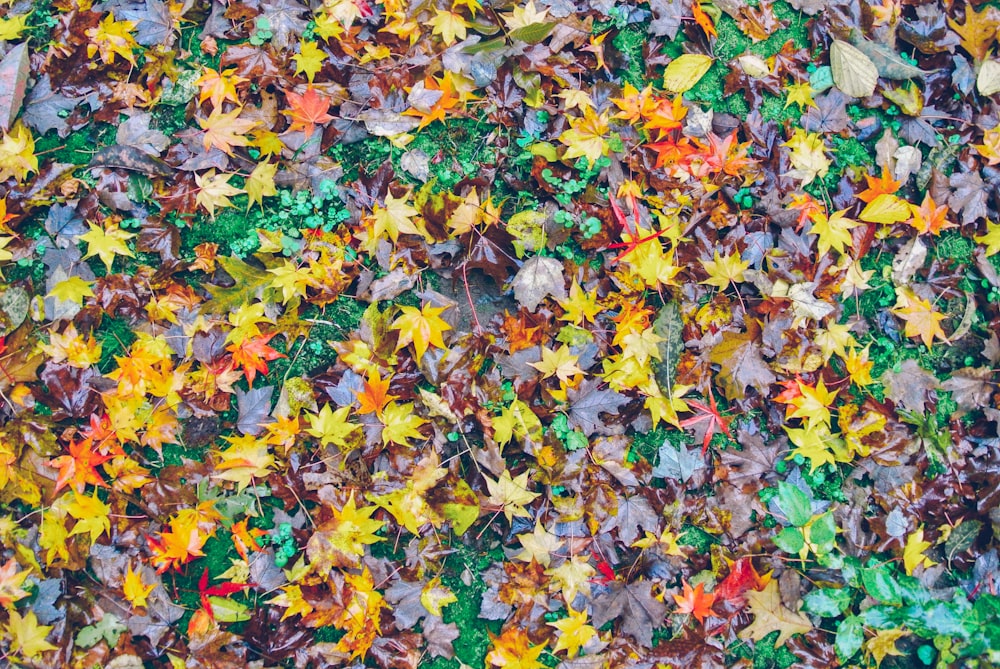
[591,580,667,648]
[707,320,776,401]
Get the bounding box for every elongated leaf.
[831,40,878,98]
[663,54,713,93]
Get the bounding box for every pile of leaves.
[3,0,1000,665]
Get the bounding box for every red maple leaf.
[715,557,770,606]
[47,438,114,494]
[673,579,716,624]
[197,567,255,619]
[679,390,732,454]
[226,332,286,386]
[283,86,334,138]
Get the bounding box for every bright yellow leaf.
[123,562,156,608]
[700,249,749,288]
[307,404,361,452]
[903,526,937,575]
[195,170,245,218]
[5,609,57,661]
[293,40,327,82]
[391,302,452,361]
[485,469,539,522]
[549,606,597,658]
[85,13,139,66]
[80,221,135,273]
[246,161,277,209]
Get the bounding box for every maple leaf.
[283,86,334,138]
[700,250,749,288]
[485,469,539,522]
[147,502,220,573]
[738,580,812,647]
[559,107,610,166]
[212,433,275,491]
[356,370,397,418]
[86,13,139,65]
[195,67,247,108]
[47,437,113,494]
[0,557,30,608]
[306,491,384,570]
[785,81,817,110]
[391,302,451,361]
[380,401,427,447]
[549,606,597,658]
[591,580,667,647]
[975,219,1000,256]
[715,557,771,606]
[903,526,937,575]
[293,40,328,83]
[513,521,563,567]
[226,331,286,385]
[783,128,830,185]
[0,13,29,41]
[857,170,902,203]
[784,423,847,473]
[0,122,37,183]
[307,404,361,452]
[907,192,954,235]
[708,321,777,401]
[123,561,156,609]
[5,609,57,661]
[559,280,603,325]
[866,628,908,667]
[196,567,254,619]
[195,170,245,218]
[198,107,258,155]
[268,584,314,621]
[679,391,732,454]
[809,208,859,256]
[370,190,425,242]
[891,289,948,349]
[66,489,111,545]
[246,161,278,209]
[486,627,546,669]
[530,344,584,384]
[673,579,716,624]
[948,3,999,62]
[79,221,136,273]
[427,9,470,46]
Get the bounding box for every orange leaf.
[907,193,954,235]
[356,370,397,418]
[47,438,113,495]
[673,579,716,624]
[283,86,334,138]
[226,332,285,386]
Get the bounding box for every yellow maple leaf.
[903,526,937,575]
[66,489,111,545]
[546,556,595,605]
[891,288,948,349]
[618,230,682,290]
[380,401,427,446]
[0,13,29,41]
[514,521,563,567]
[293,40,327,83]
[0,122,38,183]
[502,0,549,30]
[41,323,102,368]
[738,580,812,647]
[421,577,458,616]
[246,161,277,209]
[391,302,451,361]
[558,280,602,325]
[306,404,361,452]
[306,491,385,570]
[492,398,543,447]
[859,193,911,225]
[86,13,139,66]
[198,107,258,155]
[529,344,584,384]
[974,219,1000,256]
[549,606,597,658]
[80,221,135,273]
[123,562,156,608]
[5,609,57,661]
[211,433,274,491]
[486,627,547,669]
[559,107,610,166]
[783,128,830,185]
[371,190,427,243]
[195,170,245,218]
[809,208,858,256]
[786,378,838,431]
[700,249,749,288]
[426,8,469,46]
[268,584,315,621]
[485,469,539,522]
[0,557,30,608]
[784,423,848,473]
[47,276,95,305]
[784,81,817,110]
[195,67,247,108]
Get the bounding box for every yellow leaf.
[5,609,57,661]
[123,562,155,609]
[492,398,543,447]
[784,82,817,110]
[549,606,597,658]
[0,13,29,41]
[485,469,539,522]
[903,526,936,575]
[810,209,859,257]
[502,0,549,30]
[738,580,812,647]
[306,491,384,570]
[246,161,277,209]
[391,302,452,361]
[975,219,1000,256]
[380,401,427,447]
[371,190,426,242]
[559,107,610,167]
[866,628,908,667]
[486,627,547,669]
[784,424,848,473]
[0,557,30,608]
[546,556,595,605]
[268,584,314,621]
[860,193,911,224]
[426,9,469,46]
[198,107,258,156]
[66,489,111,546]
[47,276,95,305]
[891,288,948,349]
[529,344,583,384]
[195,67,247,108]
[195,170,245,218]
[79,221,136,273]
[783,128,830,185]
[85,13,139,66]
[514,521,563,567]
[0,122,37,183]
[700,249,749,288]
[663,54,713,93]
[211,433,274,491]
[293,40,327,82]
[420,577,458,616]
[307,404,360,450]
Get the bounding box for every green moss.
[328,137,394,184]
[401,117,499,191]
[180,207,264,257]
[612,24,649,89]
[97,315,138,373]
[729,631,799,668]
[936,231,974,265]
[679,525,718,552]
[33,122,117,167]
[264,298,364,380]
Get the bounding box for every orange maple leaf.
[857,169,901,204]
[283,86,335,138]
[907,193,954,235]
[226,332,286,386]
[356,370,396,418]
[673,579,717,623]
[47,438,113,494]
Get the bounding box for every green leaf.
[803,588,853,617]
[203,256,271,315]
[774,527,805,554]
[208,596,252,622]
[861,566,902,606]
[509,22,557,44]
[75,614,126,648]
[835,615,864,661]
[810,511,837,548]
[945,520,982,563]
[776,482,813,527]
